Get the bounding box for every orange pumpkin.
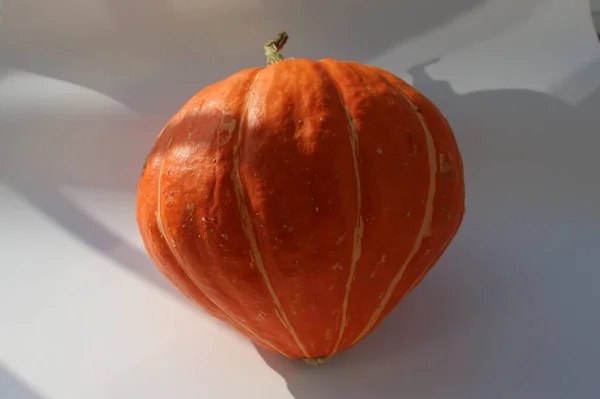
[137,32,465,365]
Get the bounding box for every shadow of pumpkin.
[255,59,600,399]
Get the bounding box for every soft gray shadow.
[0,0,491,119]
[0,0,492,314]
[0,365,48,399]
[0,110,187,302]
[9,178,183,301]
[590,0,600,38]
[2,5,598,396]
[546,56,600,108]
[255,60,600,398]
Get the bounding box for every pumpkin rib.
[352,73,439,345]
[397,103,464,300]
[155,108,286,356]
[138,126,233,323]
[405,235,453,296]
[316,60,365,355]
[376,70,466,307]
[230,69,310,358]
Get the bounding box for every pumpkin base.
[303,356,330,366]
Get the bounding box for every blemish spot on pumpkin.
[221,234,229,240]
[329,285,334,291]
[218,118,237,147]
[140,155,150,175]
[408,131,419,157]
[256,310,267,321]
[439,153,453,181]
[201,217,208,223]
[376,146,383,154]
[370,255,388,278]
[332,263,344,271]
[335,235,345,245]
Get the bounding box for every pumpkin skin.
[136,34,465,363]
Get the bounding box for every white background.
[1,0,600,398]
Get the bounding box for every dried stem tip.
[264,31,289,65]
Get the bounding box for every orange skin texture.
[136,59,465,359]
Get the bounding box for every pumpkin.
[136,32,465,365]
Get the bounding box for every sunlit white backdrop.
[1,0,600,398]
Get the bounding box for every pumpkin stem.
[264,31,289,65]
[303,356,330,366]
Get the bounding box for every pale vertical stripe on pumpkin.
[329,90,364,354]
[389,101,462,316]
[154,123,284,355]
[352,79,438,345]
[155,134,173,240]
[404,219,456,297]
[401,238,449,302]
[404,253,438,296]
[231,70,310,358]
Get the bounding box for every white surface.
[1,0,600,398]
